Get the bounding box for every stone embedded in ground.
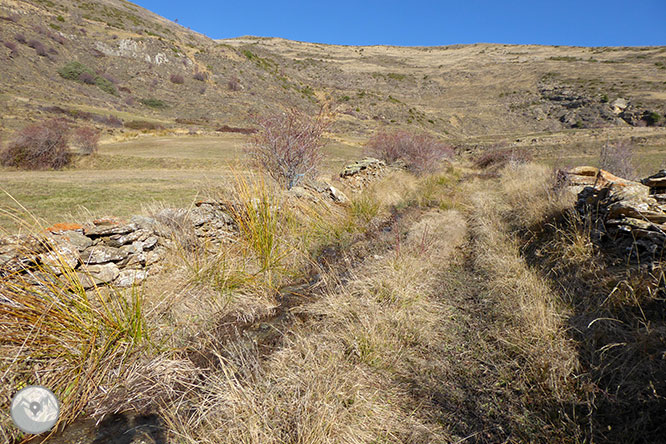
[328,185,349,204]
[340,157,386,177]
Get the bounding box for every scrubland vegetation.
[2,122,664,442]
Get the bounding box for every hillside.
[1,0,665,143]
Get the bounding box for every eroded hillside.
[1,0,665,144]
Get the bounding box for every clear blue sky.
[133,0,666,47]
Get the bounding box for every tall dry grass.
[464,163,585,440]
[0,206,148,442]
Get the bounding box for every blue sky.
[133,0,666,47]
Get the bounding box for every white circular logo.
[10,385,60,434]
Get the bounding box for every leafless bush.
[246,108,331,189]
[169,73,184,84]
[366,130,454,174]
[3,40,18,56]
[124,120,164,131]
[599,140,636,179]
[14,34,26,44]
[193,71,206,81]
[101,72,117,84]
[0,119,71,169]
[473,147,533,169]
[71,126,100,155]
[78,71,96,84]
[227,76,241,91]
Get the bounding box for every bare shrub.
[473,147,533,169]
[246,108,331,189]
[71,126,100,155]
[366,130,454,174]
[193,71,206,81]
[14,34,26,44]
[599,140,635,179]
[78,71,96,84]
[0,119,71,169]
[169,73,184,84]
[3,40,18,56]
[227,76,241,91]
[101,72,117,84]
[125,120,164,131]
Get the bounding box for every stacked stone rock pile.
[567,167,666,260]
[0,202,239,290]
[339,157,387,190]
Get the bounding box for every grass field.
[0,134,361,229]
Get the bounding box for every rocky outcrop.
[567,167,666,261]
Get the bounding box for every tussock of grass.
[0,208,148,442]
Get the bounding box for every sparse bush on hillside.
[599,140,635,179]
[14,33,26,44]
[3,40,18,56]
[473,147,532,170]
[140,98,168,109]
[58,61,117,94]
[227,76,241,91]
[78,71,96,84]
[643,111,661,126]
[193,71,206,81]
[71,126,100,155]
[246,108,331,189]
[170,73,184,84]
[0,119,71,169]
[367,130,454,174]
[124,120,164,131]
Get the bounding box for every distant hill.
[0,0,665,142]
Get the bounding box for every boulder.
[611,98,628,114]
[59,231,93,252]
[86,223,137,237]
[38,239,80,271]
[340,157,385,177]
[328,185,349,204]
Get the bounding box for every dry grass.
[0,208,148,443]
[161,206,469,443]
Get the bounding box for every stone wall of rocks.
[0,158,385,290]
[0,200,239,290]
[567,167,666,261]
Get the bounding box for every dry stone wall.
[567,167,666,261]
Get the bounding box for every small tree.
[71,126,100,155]
[170,73,184,84]
[366,130,454,174]
[0,119,71,169]
[599,140,635,179]
[246,108,331,189]
[227,76,241,91]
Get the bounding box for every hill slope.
[1,0,665,143]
